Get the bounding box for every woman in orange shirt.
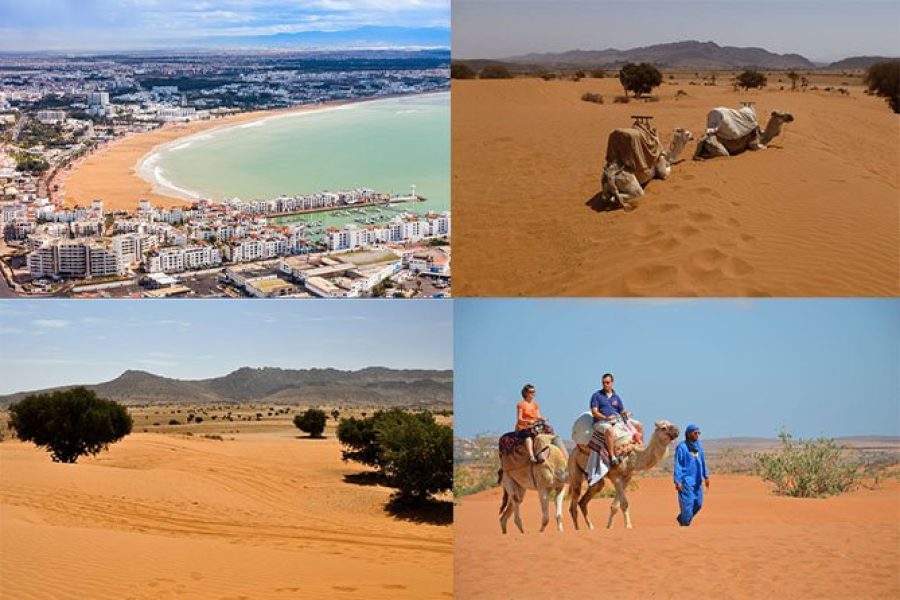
[517,383,545,463]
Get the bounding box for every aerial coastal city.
[0,50,450,298]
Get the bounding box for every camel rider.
[674,424,710,526]
[516,384,545,464]
[590,373,643,466]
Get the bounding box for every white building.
[36,110,66,124]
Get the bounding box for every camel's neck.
[761,117,784,144]
[667,135,688,162]
[632,434,672,471]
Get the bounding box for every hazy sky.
[454,299,899,439]
[0,0,450,51]
[453,0,900,61]
[0,300,452,394]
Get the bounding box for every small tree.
[479,65,513,79]
[450,63,476,80]
[8,388,132,463]
[736,70,767,90]
[864,61,900,113]
[338,410,452,504]
[331,409,340,422]
[755,430,859,498]
[787,70,800,91]
[378,412,453,504]
[294,408,327,438]
[618,63,663,97]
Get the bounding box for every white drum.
[571,411,595,446]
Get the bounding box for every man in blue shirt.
[589,373,643,466]
[673,424,710,526]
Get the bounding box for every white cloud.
[32,319,70,329]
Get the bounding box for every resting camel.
[498,433,569,534]
[568,420,680,530]
[693,106,795,160]
[601,119,694,210]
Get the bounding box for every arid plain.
[1,409,452,600]
[452,75,899,296]
[455,474,900,599]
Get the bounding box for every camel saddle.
[498,433,557,472]
[706,106,759,140]
[605,123,662,186]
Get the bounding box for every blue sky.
[0,300,452,394]
[0,0,450,51]
[453,0,900,61]
[454,299,899,440]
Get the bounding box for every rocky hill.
[505,40,816,69]
[0,367,453,410]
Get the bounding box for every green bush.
[338,409,452,503]
[581,92,604,104]
[479,65,513,79]
[755,431,859,498]
[294,409,327,438]
[864,61,900,113]
[736,70,767,90]
[618,63,663,97]
[8,387,132,463]
[450,63,476,79]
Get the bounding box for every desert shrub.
[864,61,900,113]
[152,422,160,426]
[194,416,203,424]
[294,409,327,438]
[338,409,452,503]
[755,431,859,498]
[168,419,180,425]
[618,62,663,97]
[581,92,604,104]
[613,95,630,104]
[590,69,606,78]
[736,70,767,90]
[450,63,476,79]
[8,387,132,463]
[479,65,513,79]
[203,434,224,441]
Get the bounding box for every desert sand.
[57,104,337,212]
[1,428,452,599]
[454,475,900,599]
[452,78,899,296]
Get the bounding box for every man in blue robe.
[673,424,710,526]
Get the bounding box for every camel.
[498,433,570,534]
[693,106,795,160]
[568,420,680,530]
[600,119,694,210]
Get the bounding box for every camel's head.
[673,127,694,143]
[771,111,795,123]
[653,420,681,443]
[600,162,623,199]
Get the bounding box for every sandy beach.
[57,104,346,211]
[452,77,899,296]
[454,475,900,599]
[1,430,452,599]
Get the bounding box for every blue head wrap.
[685,424,701,453]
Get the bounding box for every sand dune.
[452,78,899,296]
[1,433,452,599]
[454,475,900,599]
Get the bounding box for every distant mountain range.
[0,367,453,409]
[470,41,896,70]
[207,26,451,50]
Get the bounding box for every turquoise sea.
[140,92,449,232]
